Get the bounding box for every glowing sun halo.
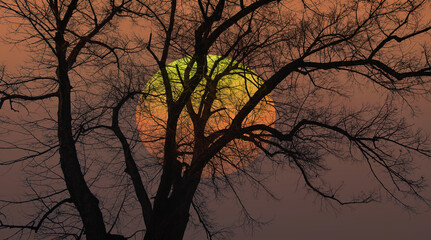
[136,55,276,177]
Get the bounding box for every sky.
[1,2,431,240]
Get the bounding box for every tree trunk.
[144,177,200,240]
[56,33,115,239]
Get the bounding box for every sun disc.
[136,55,276,177]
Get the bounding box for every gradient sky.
[1,3,431,240]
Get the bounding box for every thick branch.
[301,59,431,80]
[111,92,153,229]
[0,91,58,110]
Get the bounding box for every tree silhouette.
[1,0,431,240]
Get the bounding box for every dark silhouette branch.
[0,198,72,233]
[111,91,153,229]
[0,92,58,110]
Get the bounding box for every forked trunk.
[144,177,200,240]
[144,208,190,240]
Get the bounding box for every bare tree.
[1,0,431,240]
[0,0,143,239]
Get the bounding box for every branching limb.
[0,198,72,233]
[0,92,58,110]
[111,91,153,229]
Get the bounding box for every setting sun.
[136,55,276,177]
